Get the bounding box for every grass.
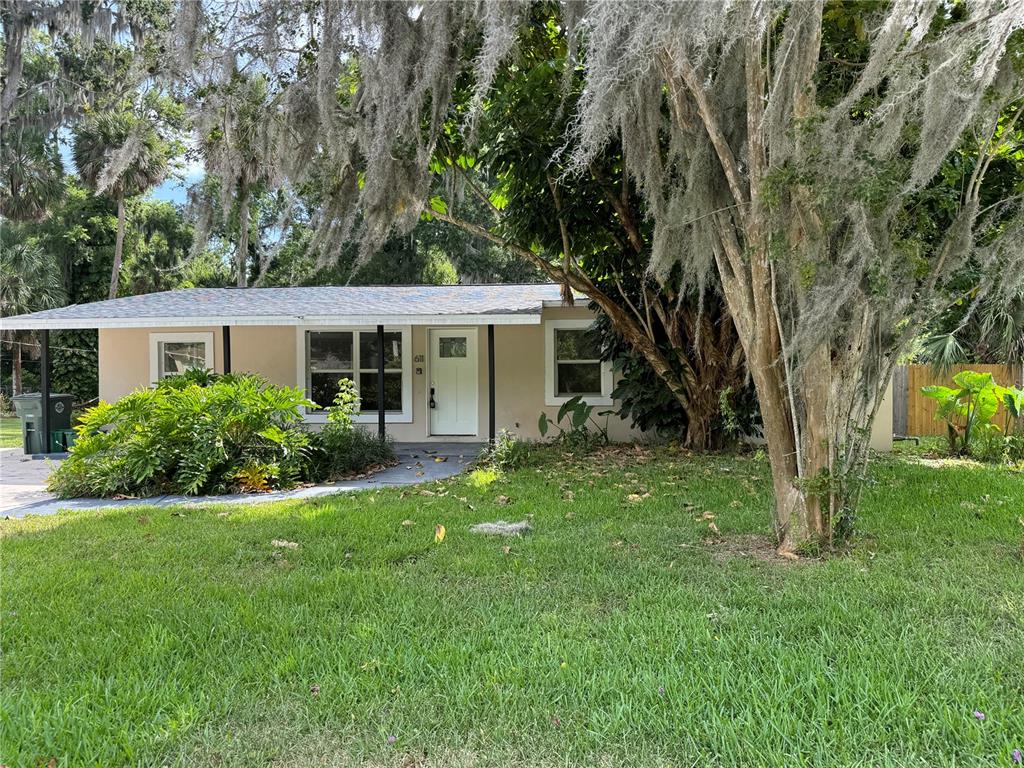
[0,415,22,448]
[2,445,1022,767]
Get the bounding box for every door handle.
[429,387,437,409]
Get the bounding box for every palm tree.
[0,230,64,395]
[73,104,171,299]
[921,291,1024,369]
[0,129,65,222]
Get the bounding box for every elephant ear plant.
[1001,386,1024,463]
[538,396,609,451]
[921,370,1023,459]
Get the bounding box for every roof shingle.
[1,284,572,329]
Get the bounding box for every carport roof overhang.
[1,284,573,330]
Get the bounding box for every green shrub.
[483,429,534,471]
[49,372,314,497]
[306,378,395,480]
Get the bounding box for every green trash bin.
[11,393,74,454]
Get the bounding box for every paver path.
[0,443,482,519]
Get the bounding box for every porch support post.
[488,324,496,443]
[40,329,51,454]
[222,325,231,374]
[377,324,386,440]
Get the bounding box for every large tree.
[73,101,176,298]
[206,1,1020,553]
[5,1,1021,553]
[423,10,747,447]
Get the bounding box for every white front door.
[428,329,478,436]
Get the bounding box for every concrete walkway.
[0,443,483,519]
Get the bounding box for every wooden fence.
[894,363,1022,437]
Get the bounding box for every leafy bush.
[484,429,534,471]
[538,396,608,451]
[306,378,395,480]
[49,372,314,497]
[921,370,1024,462]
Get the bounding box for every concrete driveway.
[0,448,62,515]
[0,443,482,519]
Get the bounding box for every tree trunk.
[109,194,126,300]
[12,341,22,396]
[236,182,251,288]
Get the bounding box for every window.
[544,319,613,406]
[301,327,411,422]
[149,332,214,382]
[438,337,467,358]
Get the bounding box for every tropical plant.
[306,378,395,481]
[0,228,64,395]
[538,396,608,451]
[72,99,177,298]
[1000,385,1024,463]
[921,371,1018,457]
[49,372,314,498]
[920,290,1024,369]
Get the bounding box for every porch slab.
[0,443,484,520]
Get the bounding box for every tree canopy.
[2,0,1022,551]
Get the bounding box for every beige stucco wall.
[98,325,296,402]
[99,326,225,402]
[98,316,892,450]
[869,377,894,453]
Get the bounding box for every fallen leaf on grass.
[626,492,651,503]
[501,546,512,555]
[496,495,512,505]
[310,683,320,697]
[401,519,415,528]
[708,521,720,535]
[272,539,300,549]
[434,524,446,543]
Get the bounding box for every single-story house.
[2,283,894,449]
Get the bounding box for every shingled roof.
[1,284,574,329]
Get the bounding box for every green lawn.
[0,415,22,448]
[2,447,1022,767]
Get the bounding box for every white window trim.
[149,332,214,384]
[295,326,413,424]
[544,319,613,406]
